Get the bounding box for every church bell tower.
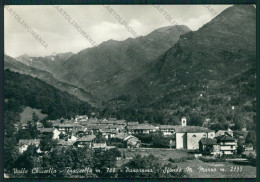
[181,117,187,127]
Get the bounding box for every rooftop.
[77,135,96,142]
[88,124,109,130]
[175,126,213,133]
[59,123,82,128]
[114,133,130,140]
[40,128,54,133]
[159,125,176,129]
[57,140,75,146]
[127,122,139,126]
[19,139,40,146]
[100,129,117,133]
[127,124,156,130]
[92,143,107,148]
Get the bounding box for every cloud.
[4,5,232,57]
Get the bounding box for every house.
[114,133,130,140]
[18,139,40,154]
[68,134,78,142]
[100,119,117,125]
[40,128,60,139]
[124,135,141,148]
[100,129,117,139]
[216,135,237,155]
[159,125,175,136]
[117,125,126,133]
[92,143,115,150]
[228,123,235,128]
[53,121,61,129]
[215,128,233,137]
[114,133,140,148]
[115,120,127,126]
[57,140,75,148]
[87,124,108,133]
[72,127,87,137]
[75,135,96,148]
[58,123,82,134]
[127,121,139,126]
[199,138,220,156]
[36,122,43,130]
[88,117,99,124]
[75,115,88,123]
[99,119,126,126]
[21,123,27,129]
[127,124,156,134]
[175,126,215,150]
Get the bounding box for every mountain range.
[4,5,256,128]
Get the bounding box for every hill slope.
[5,55,99,105]
[4,69,95,120]
[107,5,256,128]
[61,25,191,100]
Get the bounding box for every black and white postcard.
[3,2,257,179]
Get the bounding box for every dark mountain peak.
[147,25,191,38]
[208,4,255,25]
[232,4,256,11]
[217,4,256,17]
[126,3,256,103]
[101,39,119,46]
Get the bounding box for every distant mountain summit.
[15,52,74,81]
[60,25,191,100]
[113,5,256,125]
[125,4,256,98]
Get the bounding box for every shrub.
[246,153,256,165]
[168,155,195,163]
[198,156,226,162]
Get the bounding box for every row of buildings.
[19,116,239,156]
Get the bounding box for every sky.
[4,5,232,57]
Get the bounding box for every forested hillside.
[101,5,257,130]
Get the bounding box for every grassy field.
[118,148,193,165]
[176,159,256,178]
[20,106,48,124]
[117,148,256,178]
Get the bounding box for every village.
[18,115,255,159]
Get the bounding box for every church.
[175,117,215,150]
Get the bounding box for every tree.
[32,112,39,123]
[27,120,39,139]
[4,137,19,172]
[40,133,58,152]
[14,145,40,177]
[233,113,246,130]
[16,129,32,140]
[202,145,214,155]
[151,131,170,148]
[236,142,245,155]
[42,119,53,128]
[245,131,256,149]
[189,113,204,126]
[93,148,121,177]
